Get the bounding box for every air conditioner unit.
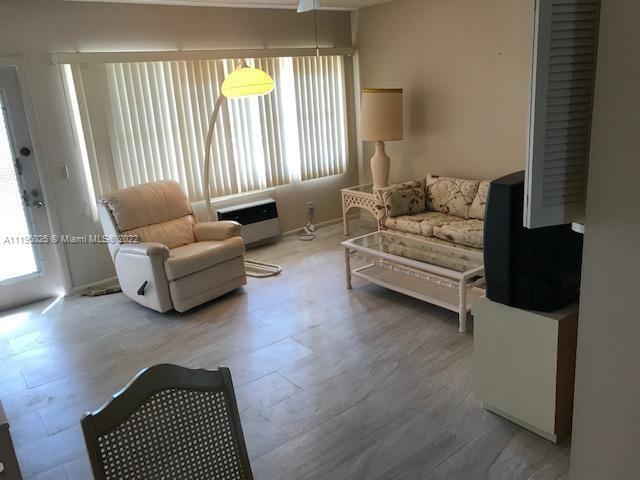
[216,198,280,245]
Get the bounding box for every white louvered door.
[525,0,600,228]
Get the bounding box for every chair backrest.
[81,364,253,480]
[99,181,196,249]
[0,400,23,480]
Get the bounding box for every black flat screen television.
[483,171,583,311]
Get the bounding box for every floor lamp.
[203,61,281,277]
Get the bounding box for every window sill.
[191,187,277,212]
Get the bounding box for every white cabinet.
[473,296,578,442]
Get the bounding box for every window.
[67,55,349,202]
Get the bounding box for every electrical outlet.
[306,202,314,217]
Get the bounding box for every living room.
[0,0,637,479]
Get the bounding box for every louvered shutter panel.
[525,0,600,228]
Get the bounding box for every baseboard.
[71,276,119,295]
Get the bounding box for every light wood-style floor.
[0,219,570,480]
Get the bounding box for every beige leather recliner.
[97,180,246,313]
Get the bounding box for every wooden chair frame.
[81,364,253,480]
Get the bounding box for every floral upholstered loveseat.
[374,174,491,250]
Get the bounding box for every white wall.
[0,0,356,290]
[570,0,640,478]
[354,0,534,184]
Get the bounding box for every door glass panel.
[0,94,38,282]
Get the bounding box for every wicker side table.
[341,184,377,235]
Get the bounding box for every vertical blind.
[70,55,349,202]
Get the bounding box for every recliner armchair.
[98,180,246,313]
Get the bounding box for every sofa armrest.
[114,243,172,312]
[373,192,387,225]
[194,221,242,241]
[118,242,170,259]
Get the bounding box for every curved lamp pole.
[202,61,280,277]
[203,61,275,221]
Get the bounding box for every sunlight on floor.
[41,294,65,315]
[0,309,30,335]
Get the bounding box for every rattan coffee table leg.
[459,279,468,333]
[345,248,352,289]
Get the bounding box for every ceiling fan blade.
[297,0,320,13]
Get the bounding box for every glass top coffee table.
[342,231,485,333]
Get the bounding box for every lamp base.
[371,141,391,189]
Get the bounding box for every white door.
[0,65,63,309]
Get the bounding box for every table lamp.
[360,88,403,188]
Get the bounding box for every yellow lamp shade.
[221,67,275,98]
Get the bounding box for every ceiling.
[67,0,392,10]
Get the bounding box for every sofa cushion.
[100,180,193,231]
[374,179,426,223]
[383,211,463,238]
[381,188,426,217]
[381,179,425,192]
[426,174,480,219]
[375,179,425,202]
[434,219,484,249]
[124,215,196,249]
[469,180,491,220]
[164,237,245,281]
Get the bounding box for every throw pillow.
[426,174,480,219]
[374,180,425,219]
[469,180,491,220]
[382,188,426,217]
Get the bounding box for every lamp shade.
[221,67,275,98]
[360,88,403,141]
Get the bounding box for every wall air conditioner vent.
[216,198,280,245]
